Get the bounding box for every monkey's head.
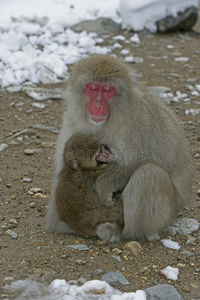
[68,55,132,126]
[64,134,113,171]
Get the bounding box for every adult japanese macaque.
[45,54,193,242]
[56,133,123,241]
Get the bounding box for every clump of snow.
[113,35,126,41]
[160,266,179,281]
[0,23,111,87]
[0,0,121,25]
[0,0,123,88]
[130,33,140,44]
[191,91,200,96]
[161,90,190,104]
[167,45,174,49]
[161,239,181,250]
[4,278,147,300]
[174,57,189,62]
[120,0,199,32]
[32,103,47,109]
[185,108,200,116]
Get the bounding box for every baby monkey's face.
[73,144,113,171]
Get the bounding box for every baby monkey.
[56,134,124,242]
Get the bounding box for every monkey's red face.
[85,83,116,123]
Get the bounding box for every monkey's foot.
[96,222,123,243]
[146,232,160,241]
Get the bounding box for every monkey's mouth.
[89,114,108,123]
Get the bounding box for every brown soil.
[0,18,200,300]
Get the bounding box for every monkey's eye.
[103,85,113,92]
[88,84,99,91]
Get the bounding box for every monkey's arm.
[94,163,132,207]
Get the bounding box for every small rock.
[181,250,194,257]
[101,271,130,286]
[91,269,104,278]
[124,241,142,256]
[112,248,123,255]
[30,202,36,208]
[30,124,59,134]
[109,255,122,262]
[33,193,48,199]
[4,277,14,283]
[182,286,190,293]
[22,177,32,183]
[29,187,42,193]
[0,143,8,152]
[186,236,196,244]
[12,129,36,138]
[77,277,87,284]
[41,142,55,148]
[66,244,90,251]
[197,189,200,195]
[145,284,183,300]
[71,17,121,34]
[75,259,86,265]
[24,149,35,155]
[9,219,17,225]
[35,268,44,276]
[17,136,23,142]
[6,230,18,239]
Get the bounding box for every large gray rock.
[101,271,130,286]
[145,284,183,300]
[156,6,198,32]
[167,218,200,236]
[71,17,121,34]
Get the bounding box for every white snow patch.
[4,278,147,300]
[160,266,179,281]
[161,239,181,250]
[130,33,140,44]
[167,45,174,49]
[32,103,47,109]
[191,91,200,96]
[113,35,126,41]
[174,57,189,62]
[185,108,200,116]
[121,49,130,55]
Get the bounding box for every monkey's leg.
[122,163,178,240]
[45,176,75,234]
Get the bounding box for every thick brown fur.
[56,134,124,241]
[46,54,194,242]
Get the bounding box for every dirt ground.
[0,16,200,300]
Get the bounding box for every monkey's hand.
[99,191,117,207]
[94,163,130,207]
